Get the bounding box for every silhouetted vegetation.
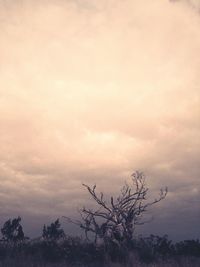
[0,226,199,266]
[43,219,65,242]
[1,217,28,244]
[65,171,167,248]
[0,172,199,266]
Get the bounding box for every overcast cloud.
[0,0,199,240]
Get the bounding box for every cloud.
[0,0,199,239]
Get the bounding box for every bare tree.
[65,171,167,246]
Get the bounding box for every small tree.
[1,216,26,244]
[42,219,65,242]
[65,171,167,246]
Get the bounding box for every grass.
[0,253,200,267]
[0,236,200,267]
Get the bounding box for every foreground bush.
[0,235,199,267]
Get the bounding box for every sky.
[0,0,199,241]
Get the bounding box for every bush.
[175,239,200,257]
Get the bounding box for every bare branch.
[65,171,167,245]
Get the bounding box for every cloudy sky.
[0,0,199,240]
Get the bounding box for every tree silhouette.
[42,219,65,242]
[1,216,26,244]
[65,171,167,247]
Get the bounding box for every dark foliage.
[1,217,27,244]
[135,235,174,263]
[0,229,199,266]
[175,239,200,257]
[42,219,65,242]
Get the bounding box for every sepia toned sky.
[0,0,199,240]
